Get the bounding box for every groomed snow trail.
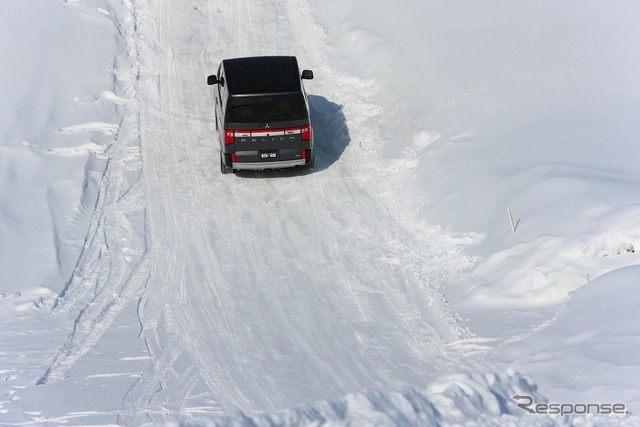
[108,0,480,423]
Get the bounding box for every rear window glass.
[226,94,307,124]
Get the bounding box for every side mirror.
[208,75,223,86]
[301,70,314,80]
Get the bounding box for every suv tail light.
[224,129,234,145]
[301,125,311,141]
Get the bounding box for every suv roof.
[222,56,302,96]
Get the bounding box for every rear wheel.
[303,149,314,169]
[220,154,232,174]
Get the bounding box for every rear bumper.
[232,159,306,170]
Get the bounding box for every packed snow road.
[122,0,482,421]
[42,0,480,423]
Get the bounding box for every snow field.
[1,0,639,425]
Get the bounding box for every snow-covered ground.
[1,0,639,425]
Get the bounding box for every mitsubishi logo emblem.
[264,124,270,129]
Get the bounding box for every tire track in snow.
[118,0,483,422]
[38,0,150,387]
[117,0,254,422]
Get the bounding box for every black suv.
[207,56,315,174]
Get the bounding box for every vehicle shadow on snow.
[234,95,350,179]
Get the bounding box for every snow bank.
[171,371,536,426]
[497,265,640,415]
[171,369,634,426]
[0,0,118,294]
[0,0,149,424]
[309,0,640,312]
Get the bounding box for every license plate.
[260,150,278,159]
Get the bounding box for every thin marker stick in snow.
[508,206,516,235]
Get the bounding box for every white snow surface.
[1,0,639,426]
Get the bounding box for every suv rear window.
[226,93,307,124]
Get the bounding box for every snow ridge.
[173,371,580,427]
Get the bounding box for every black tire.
[303,149,314,169]
[220,154,232,174]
